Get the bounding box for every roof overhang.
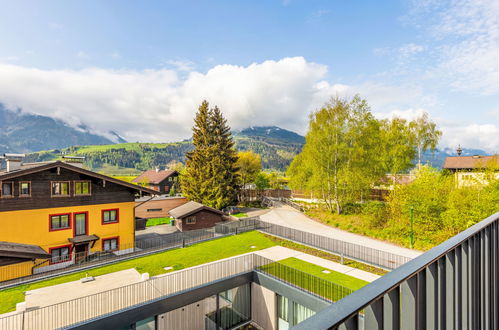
[0,241,51,259]
[69,235,100,245]
[0,161,158,195]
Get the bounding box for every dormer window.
[52,181,70,196]
[1,182,13,197]
[20,182,31,197]
[74,181,91,196]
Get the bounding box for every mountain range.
[0,106,490,174]
[0,105,124,153]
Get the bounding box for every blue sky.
[0,0,498,151]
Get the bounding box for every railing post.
[182,238,185,248]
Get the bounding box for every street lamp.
[409,206,414,248]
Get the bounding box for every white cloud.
[441,123,499,153]
[0,57,496,152]
[165,59,195,72]
[0,57,329,142]
[408,0,499,94]
[76,51,91,60]
[398,43,425,58]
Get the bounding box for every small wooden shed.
[169,201,226,231]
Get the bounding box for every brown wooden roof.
[0,161,158,195]
[0,241,51,259]
[169,201,224,219]
[132,169,178,185]
[443,155,499,170]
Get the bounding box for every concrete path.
[255,246,380,283]
[260,203,422,259]
[24,269,143,309]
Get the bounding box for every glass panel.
[51,216,59,229]
[61,215,69,228]
[61,182,69,195]
[277,295,289,330]
[75,213,87,235]
[292,302,315,325]
[135,317,155,330]
[21,183,30,195]
[2,183,12,196]
[111,239,117,250]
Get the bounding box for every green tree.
[379,117,416,177]
[182,101,215,205]
[254,172,270,191]
[288,95,383,213]
[236,151,262,188]
[182,101,239,209]
[409,112,442,168]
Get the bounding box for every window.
[74,212,88,236]
[292,302,315,325]
[102,237,119,251]
[74,181,91,196]
[277,295,290,330]
[50,245,71,264]
[1,182,13,197]
[147,208,162,212]
[19,182,31,196]
[185,216,196,224]
[102,209,119,224]
[50,214,71,231]
[51,181,69,196]
[168,177,173,182]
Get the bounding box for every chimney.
[456,145,462,156]
[62,156,85,168]
[2,154,25,172]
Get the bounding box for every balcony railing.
[292,211,499,329]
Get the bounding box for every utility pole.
[409,206,414,248]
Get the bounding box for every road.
[253,203,422,260]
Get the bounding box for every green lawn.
[146,217,171,227]
[232,212,248,218]
[259,257,368,302]
[0,231,277,314]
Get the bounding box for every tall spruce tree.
[182,101,239,209]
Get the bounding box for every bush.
[342,202,362,215]
[361,201,388,228]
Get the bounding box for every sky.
[0,0,498,152]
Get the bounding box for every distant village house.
[169,201,227,231]
[443,155,499,187]
[132,169,179,194]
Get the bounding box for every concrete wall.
[157,295,217,330]
[135,197,187,218]
[251,283,276,330]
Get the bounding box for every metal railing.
[292,211,499,330]
[256,259,353,303]
[0,228,222,287]
[0,252,363,330]
[0,253,271,330]
[215,219,411,270]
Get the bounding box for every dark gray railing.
[292,210,499,330]
[0,228,221,288]
[215,219,411,270]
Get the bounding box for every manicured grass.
[261,233,387,275]
[232,212,248,218]
[278,258,368,290]
[259,257,368,302]
[0,231,277,314]
[146,217,171,227]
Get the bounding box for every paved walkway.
[260,203,422,259]
[255,246,380,282]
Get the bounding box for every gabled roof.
[132,169,178,185]
[169,201,224,219]
[0,241,51,259]
[0,161,158,195]
[443,155,499,170]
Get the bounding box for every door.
[74,244,89,262]
[74,212,88,236]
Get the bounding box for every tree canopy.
[182,101,239,209]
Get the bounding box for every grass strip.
[0,231,276,314]
[261,232,387,276]
[146,217,171,227]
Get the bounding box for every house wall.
[135,197,188,218]
[251,283,277,330]
[455,171,499,187]
[0,201,135,255]
[0,260,33,282]
[175,210,223,232]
